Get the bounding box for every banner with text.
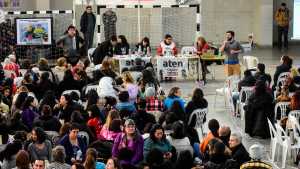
[117,56,151,72]
[157,57,189,79]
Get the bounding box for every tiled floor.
[160,45,300,169]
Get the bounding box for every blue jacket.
[164,96,185,110]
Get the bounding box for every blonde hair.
[122,71,134,83]
[104,110,120,128]
[38,58,49,67]
[17,85,29,94]
[56,57,67,67]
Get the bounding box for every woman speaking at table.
[195,36,210,81]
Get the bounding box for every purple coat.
[112,133,144,165]
[22,108,38,129]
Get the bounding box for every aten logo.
[163,60,183,67]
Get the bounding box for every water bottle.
[76,150,82,161]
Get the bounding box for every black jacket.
[273,64,290,87]
[185,99,208,128]
[231,144,251,166]
[92,40,117,65]
[80,12,96,33]
[204,154,239,169]
[244,92,274,138]
[33,115,62,132]
[238,76,256,92]
[116,43,130,55]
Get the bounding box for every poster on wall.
[157,57,189,79]
[16,18,52,46]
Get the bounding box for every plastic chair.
[237,86,254,120]
[267,118,278,162]
[276,72,291,87]
[180,46,196,56]
[243,56,259,70]
[84,85,98,95]
[188,108,208,137]
[88,48,96,63]
[274,123,291,168]
[288,110,300,121]
[129,71,142,83]
[62,90,81,98]
[78,131,89,145]
[274,102,290,121]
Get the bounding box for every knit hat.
[124,119,135,127]
[249,144,264,160]
[145,87,156,97]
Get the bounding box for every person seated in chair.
[157,34,178,57]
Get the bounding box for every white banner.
[116,56,151,72]
[157,57,189,78]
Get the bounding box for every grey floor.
[160,45,300,169]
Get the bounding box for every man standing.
[275,3,290,50]
[220,30,243,77]
[80,5,96,51]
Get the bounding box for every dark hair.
[175,150,193,169]
[69,58,79,67]
[170,121,185,139]
[141,37,150,46]
[105,96,117,107]
[15,150,30,169]
[70,91,80,101]
[165,34,172,39]
[170,100,185,118]
[192,88,205,103]
[208,119,220,137]
[67,25,76,31]
[41,105,52,116]
[213,141,226,155]
[118,35,128,45]
[33,127,47,143]
[63,69,74,81]
[40,90,57,109]
[281,2,286,6]
[150,124,166,142]
[291,90,300,110]
[257,63,265,73]
[92,70,104,82]
[226,30,235,37]
[137,99,147,110]
[15,92,28,109]
[86,5,92,9]
[62,94,72,104]
[244,69,252,77]
[88,104,101,118]
[21,96,34,110]
[109,119,122,132]
[52,145,66,163]
[40,72,50,82]
[255,80,266,95]
[281,55,293,68]
[70,123,81,131]
[145,148,164,167]
[71,111,84,124]
[0,140,22,161]
[87,89,99,108]
[73,163,85,169]
[111,35,117,42]
[119,91,129,102]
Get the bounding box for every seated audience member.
[33,105,61,132]
[0,140,22,169]
[287,76,300,92]
[159,100,186,130]
[86,105,104,140]
[57,69,82,96]
[200,119,220,153]
[144,148,173,169]
[99,110,122,141]
[71,163,85,169]
[100,60,118,80]
[85,90,100,110]
[21,96,39,130]
[92,35,118,65]
[138,68,160,96]
[229,133,250,166]
[0,93,9,114]
[32,159,45,169]
[39,90,58,112]
[54,57,68,82]
[116,91,137,117]
[46,146,70,169]
[14,150,31,169]
[164,87,185,110]
[116,35,130,55]
[254,63,271,86]
[130,99,156,134]
[167,121,193,155]
[185,88,208,128]
[174,150,194,169]
[218,126,231,147]
[9,112,30,134]
[70,111,95,143]
[28,127,52,162]
[97,77,118,99]
[21,73,37,95]
[112,119,144,165]
[290,90,300,111]
[38,58,56,83]
[144,124,173,161]
[202,141,239,169]
[136,37,151,56]
[157,34,178,56]
[244,80,274,138]
[276,85,291,102]
[129,58,145,72]
[145,87,164,112]
[106,157,122,169]
[238,69,256,92]
[3,54,20,78]
[240,144,272,169]
[58,123,87,164]
[83,148,106,169]
[273,55,292,88]
[54,94,81,123]
[122,71,139,103]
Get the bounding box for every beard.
[227,37,233,41]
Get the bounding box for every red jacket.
[157,41,178,56]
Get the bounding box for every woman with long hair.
[99,110,122,141]
[273,55,293,88]
[28,127,52,162]
[39,90,58,112]
[14,150,31,169]
[116,35,130,55]
[100,60,117,80]
[84,148,105,169]
[86,89,100,110]
[105,157,122,169]
[136,37,151,56]
[159,100,186,130]
[164,87,185,110]
[122,71,139,103]
[21,96,38,130]
[112,119,144,165]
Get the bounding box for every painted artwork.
[16,18,52,45]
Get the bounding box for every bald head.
[218,126,231,137]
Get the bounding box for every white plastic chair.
[275,123,291,168]
[180,46,196,56]
[267,118,278,162]
[274,102,290,121]
[62,90,81,98]
[85,85,98,95]
[188,108,208,137]
[288,110,300,121]
[237,86,254,120]
[277,72,291,87]
[88,48,96,64]
[78,131,89,145]
[243,56,259,70]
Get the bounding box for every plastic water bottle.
[76,150,82,161]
